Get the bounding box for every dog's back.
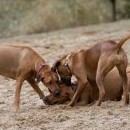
[0,46,39,79]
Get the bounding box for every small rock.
[107,111,113,115]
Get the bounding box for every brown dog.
[0,46,60,111]
[45,67,130,105]
[52,35,130,107]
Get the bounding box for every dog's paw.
[122,94,129,105]
[125,95,129,105]
[39,105,50,109]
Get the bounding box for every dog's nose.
[54,89,60,96]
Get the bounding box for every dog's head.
[36,64,60,96]
[44,83,76,105]
[51,55,72,83]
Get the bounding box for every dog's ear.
[51,60,61,72]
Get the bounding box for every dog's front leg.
[27,77,45,101]
[14,76,25,111]
[68,79,87,107]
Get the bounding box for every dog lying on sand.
[45,67,130,105]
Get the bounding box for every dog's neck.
[36,63,46,73]
[35,62,48,83]
[64,54,71,66]
[64,54,74,73]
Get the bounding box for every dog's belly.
[0,57,19,79]
[0,67,17,79]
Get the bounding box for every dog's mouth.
[49,98,69,105]
[43,97,54,105]
[44,98,57,105]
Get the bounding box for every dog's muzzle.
[43,97,51,105]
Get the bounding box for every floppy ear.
[51,60,61,72]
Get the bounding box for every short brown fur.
[46,67,130,105]
[0,46,60,111]
[52,36,130,107]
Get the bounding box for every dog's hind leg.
[96,55,116,106]
[116,63,129,105]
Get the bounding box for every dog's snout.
[54,89,60,96]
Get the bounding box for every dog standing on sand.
[0,46,60,111]
[52,35,130,107]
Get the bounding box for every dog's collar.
[35,62,47,83]
[36,63,47,73]
[64,54,71,73]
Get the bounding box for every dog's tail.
[116,35,130,50]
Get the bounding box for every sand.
[0,20,130,130]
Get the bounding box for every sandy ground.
[0,20,130,130]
